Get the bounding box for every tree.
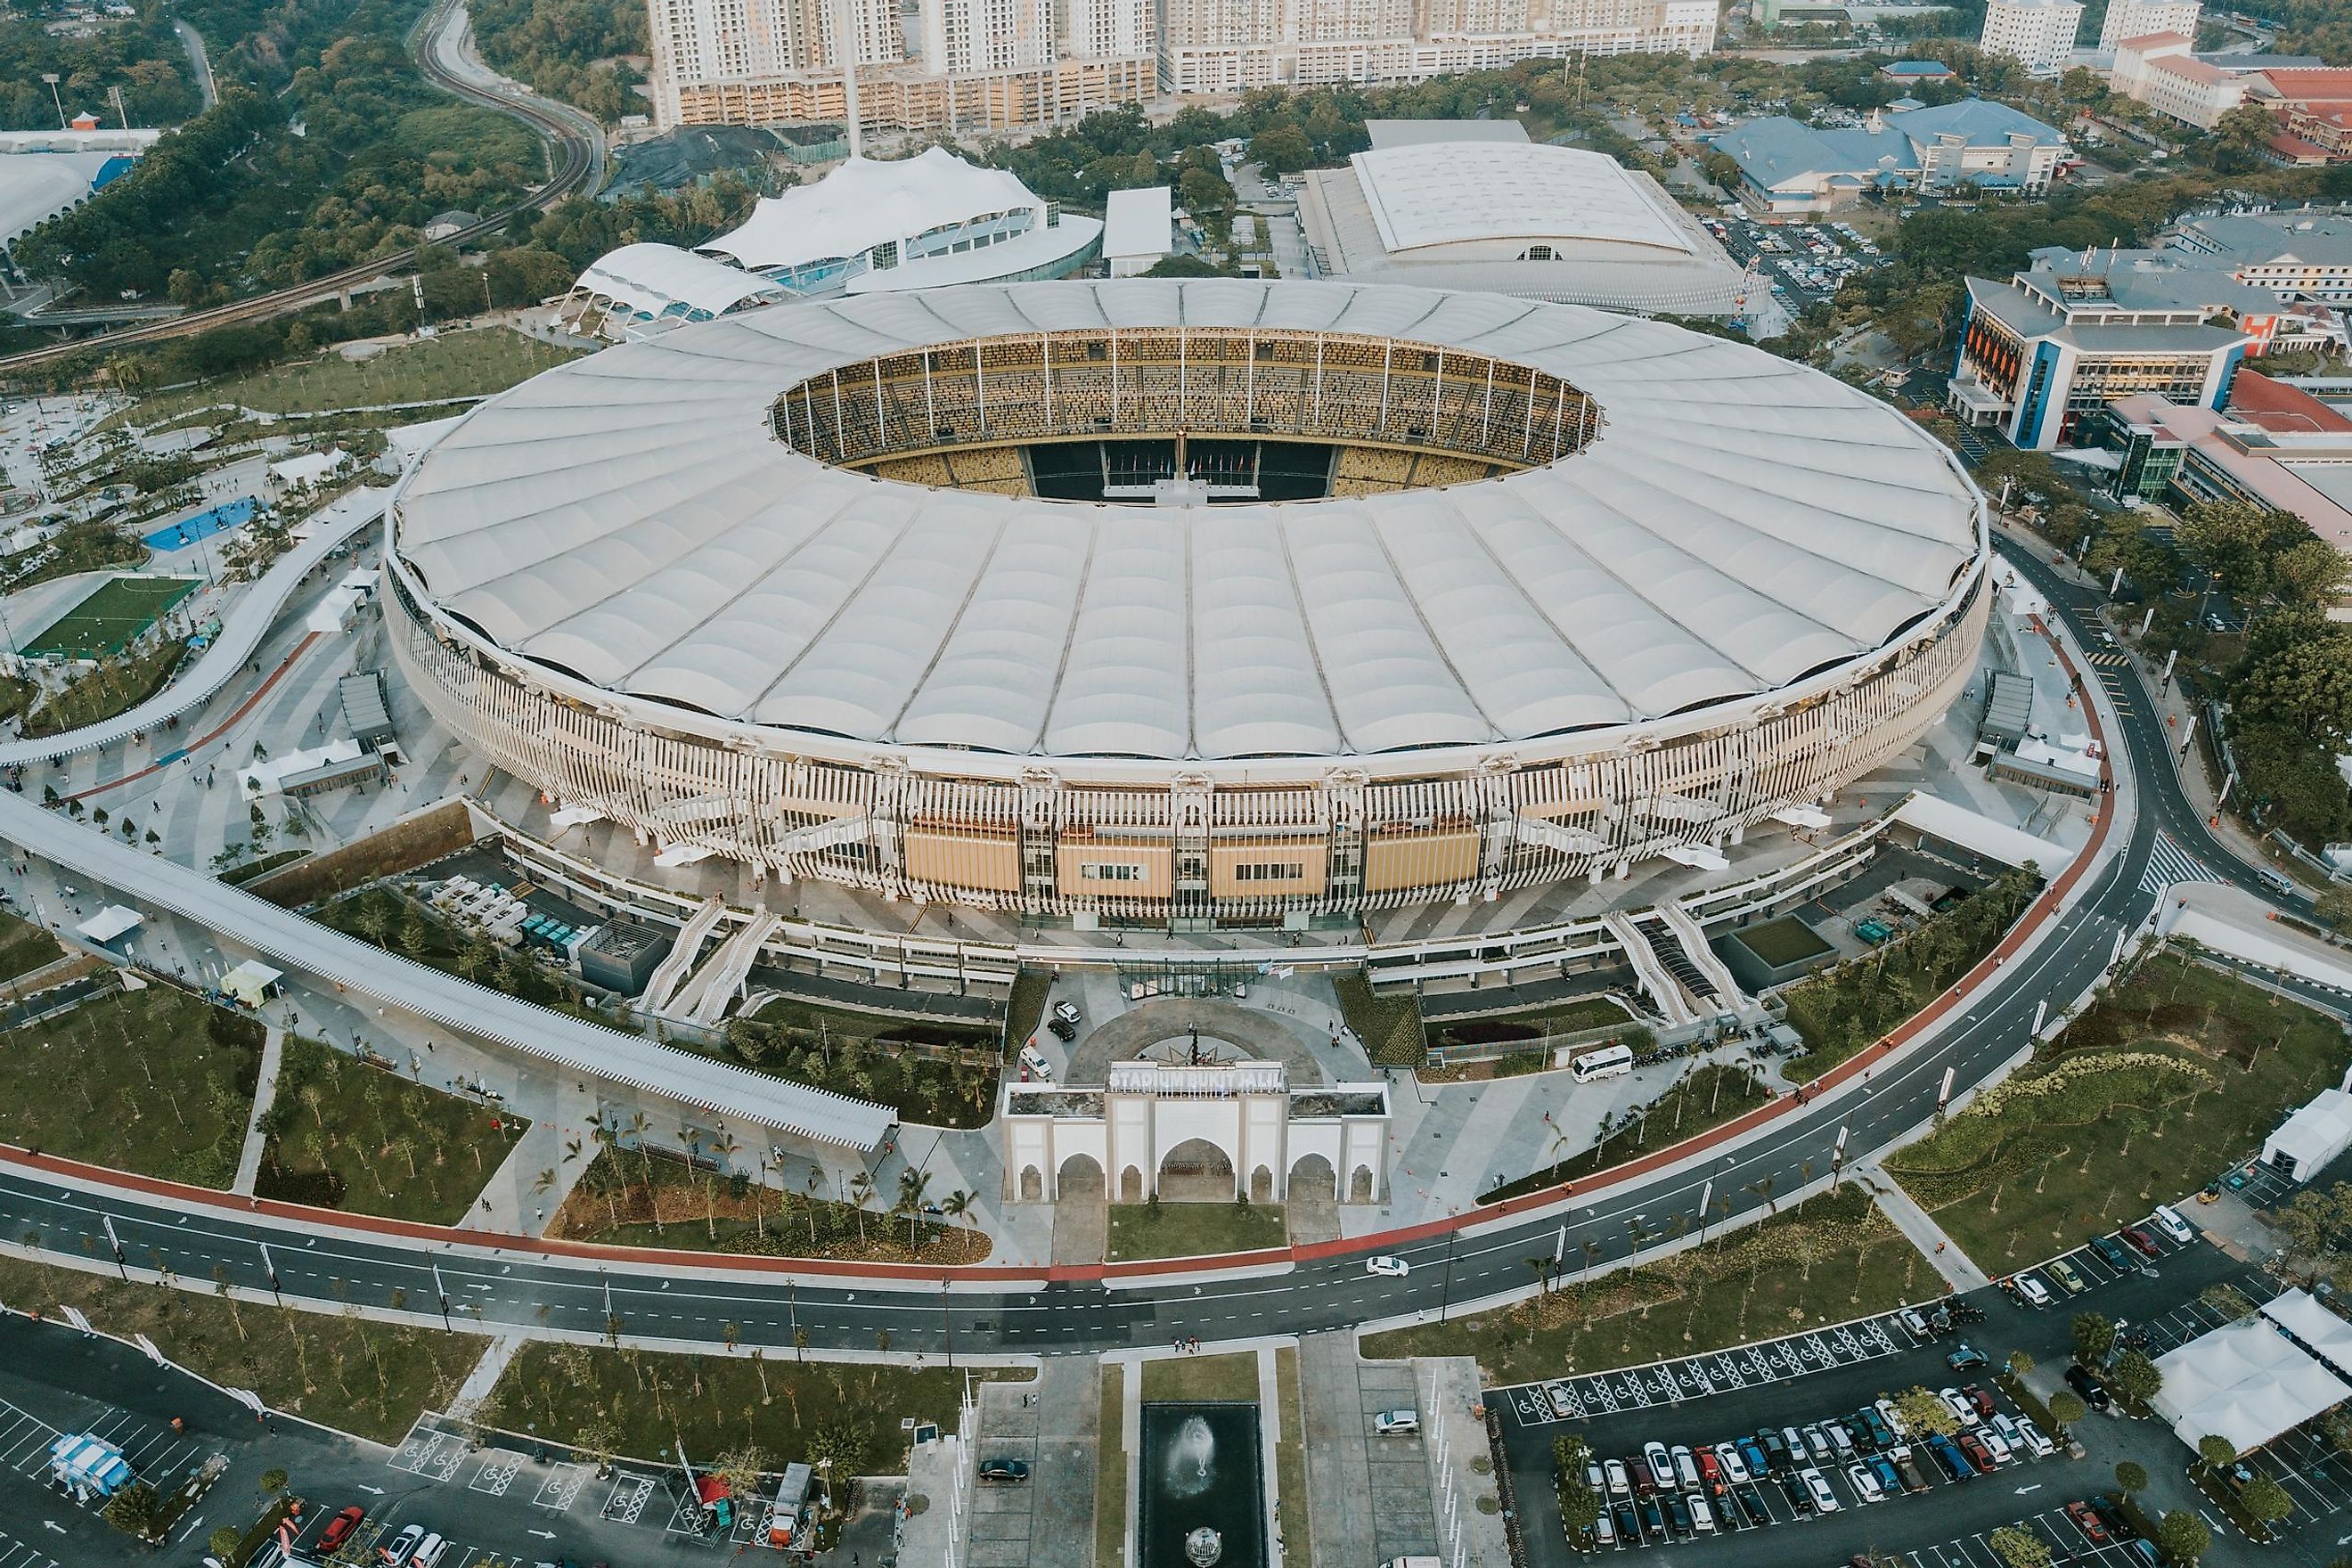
[1246,123,1312,174]
[2107,1348,2161,1409]
[2155,1509,2210,1566]
[2197,1433,2238,1474]
[1553,1433,1603,1533]
[1143,253,1221,278]
[2270,538,2348,608]
[208,1524,242,1561]
[2072,1312,2116,1368]
[258,1466,287,1496]
[2234,634,2352,744]
[2008,1350,2035,1379]
[2115,1460,2148,1497]
[2242,1474,2293,1526]
[2046,1389,2087,1433]
[2318,885,2352,937]
[1894,1385,1959,1437]
[102,1482,164,1538]
[2175,497,2306,603]
[1989,1524,2054,1568]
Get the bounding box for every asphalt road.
[0,538,2303,1368]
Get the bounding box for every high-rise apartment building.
[1979,0,2082,77]
[2097,0,2198,51]
[649,0,1711,130]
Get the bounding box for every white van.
[2153,1205,2194,1245]
[1017,1044,1054,1082]
[409,1536,448,1568]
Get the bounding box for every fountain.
[1138,1402,1266,1568]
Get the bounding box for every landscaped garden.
[550,1144,988,1263]
[1781,866,2041,1080]
[1886,949,2352,1273]
[1107,1197,1289,1261]
[23,637,192,737]
[117,329,583,429]
[0,983,264,1187]
[0,1254,480,1446]
[1479,1063,1773,1204]
[1335,970,1424,1066]
[252,1035,527,1224]
[1365,1186,1930,1384]
[485,1340,1023,1476]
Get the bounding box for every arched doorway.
[1018,1165,1043,1202]
[1250,1164,1274,1205]
[1119,1165,1145,1204]
[1348,1164,1376,1204]
[1057,1152,1106,1202]
[1288,1153,1336,1203]
[1157,1138,1237,1202]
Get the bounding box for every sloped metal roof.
[393,280,1984,764]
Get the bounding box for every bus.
[1570,1042,1635,1083]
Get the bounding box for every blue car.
[1867,1454,1901,1495]
[1738,1438,1770,1478]
[1927,1433,1976,1482]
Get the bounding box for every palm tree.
[354,900,392,948]
[941,1188,974,1232]
[1744,1175,1777,1214]
[897,1167,932,1255]
[530,1166,557,1225]
[848,1171,873,1245]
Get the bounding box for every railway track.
[0,0,599,377]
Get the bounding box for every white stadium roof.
[696,148,1043,275]
[1352,142,1694,257]
[392,280,1982,766]
[571,241,790,321]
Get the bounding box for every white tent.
[2262,1090,2352,1182]
[2152,1311,2352,1453]
[75,905,143,944]
[2260,1288,2352,1376]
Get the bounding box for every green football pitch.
[23,575,201,659]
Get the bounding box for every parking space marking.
[531,1460,592,1512]
[600,1471,657,1524]
[388,1427,465,1483]
[0,1526,61,1568]
[468,1450,525,1497]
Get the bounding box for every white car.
[1875,1397,1910,1439]
[2015,1417,2057,1458]
[1802,1467,1841,1514]
[1645,1442,1676,1492]
[2154,1205,2195,1245]
[1365,1255,1409,1278]
[1605,1458,1631,1497]
[1846,1463,1882,1503]
[1689,1495,1717,1535]
[2017,1273,2054,1307]
[1715,1441,1751,1485]
[1979,1426,2013,1466]
[1940,1388,1979,1427]
[1373,1409,1419,1435]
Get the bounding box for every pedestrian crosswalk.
[2139,829,2213,894]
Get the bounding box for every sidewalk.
[1855,1159,1989,1292]
[230,1025,285,1197]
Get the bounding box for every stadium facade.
[387,280,1989,926]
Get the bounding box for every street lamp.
[41,75,63,130]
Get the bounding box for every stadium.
[385,279,1991,924]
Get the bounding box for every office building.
[1980,0,2082,77]
[2098,0,2197,51]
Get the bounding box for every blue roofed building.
[1881,59,1956,80]
[1708,99,2069,216]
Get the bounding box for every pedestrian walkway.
[1857,1160,1988,1291]
[230,1025,284,1196]
[446,1331,525,1420]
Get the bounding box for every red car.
[1963,1384,1997,1421]
[2067,1501,2111,1544]
[1956,1431,1997,1472]
[316,1505,365,1552]
[2122,1226,2161,1258]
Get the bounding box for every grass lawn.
[1481,1064,1773,1204]
[0,983,263,1187]
[1140,1352,1259,1403]
[551,1147,989,1264]
[1107,1201,1288,1262]
[1005,970,1050,1054]
[0,524,145,596]
[1886,950,2352,1274]
[1097,1364,1126,1568]
[253,1035,528,1225]
[1335,971,1424,1067]
[0,911,61,985]
[1730,916,1835,968]
[122,330,582,427]
[486,1341,1025,1475]
[1364,1187,1931,1385]
[24,638,191,738]
[0,1254,479,1445]
[22,574,200,659]
[1783,867,2040,1082]
[1275,1346,1311,1568]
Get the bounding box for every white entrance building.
[1001,1059,1390,1206]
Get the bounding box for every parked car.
[1875,1398,1911,1440]
[2065,1365,2112,1411]
[1612,1499,1640,1542]
[2153,1205,2195,1244]
[2122,1225,2160,1259]
[1590,1507,1617,1548]
[1779,1471,1814,1515]
[1926,1433,1976,1482]
[1940,1388,1980,1426]
[1963,1385,1997,1421]
[1365,1255,1409,1278]
[1846,1463,1883,1503]
[1890,1447,1932,1493]
[2047,1260,2087,1294]
[2091,1233,2133,1270]
[1605,1458,1631,1497]
[1735,1484,1769,1526]
[380,1526,426,1566]
[1898,1307,1934,1338]
[1671,1445,1702,1491]
[1736,1437,1768,1479]
[2068,1501,2111,1544]
[1978,1426,2013,1466]
[1544,1381,1577,1421]
[1373,1409,1419,1435]
[1645,1442,1675,1493]
[1714,1442,1750,1485]
[2017,1274,2054,1308]
[1666,1493,1694,1538]
[1825,1420,1857,1460]
[979,1458,1031,1482]
[1802,1425,1833,1464]
[1866,1454,1902,1496]
[1695,1446,1721,1488]
[1689,1495,1717,1535]
[1637,1497,1666,1539]
[1858,1407,1894,1450]
[2015,1417,2057,1458]
[409,1535,448,1568]
[1956,1431,1997,1472]
[1803,1468,1841,1513]
[318,1507,366,1553]
[1760,1427,1789,1472]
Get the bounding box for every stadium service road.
[0,536,2291,1359]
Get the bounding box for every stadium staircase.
[674,910,782,1026]
[1654,902,1753,1018]
[640,894,724,1015]
[1601,911,1699,1028]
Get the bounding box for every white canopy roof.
[573,241,789,320]
[0,151,116,246]
[2264,1090,2352,1180]
[1351,143,1694,258]
[2262,1288,2352,1373]
[697,150,1043,274]
[391,279,1984,765]
[1103,185,1173,260]
[2153,1307,2352,1454]
[77,905,143,943]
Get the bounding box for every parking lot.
[1703,214,1891,314]
[0,1392,203,1514]
[1902,1501,2161,1568]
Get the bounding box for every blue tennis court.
[144,495,255,551]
